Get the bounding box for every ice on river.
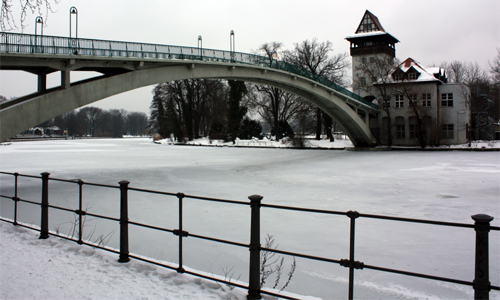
[1,138,499,300]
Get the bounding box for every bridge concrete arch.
[0,61,377,146]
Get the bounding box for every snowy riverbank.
[0,222,248,299]
[1,222,321,300]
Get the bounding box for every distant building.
[346,10,470,146]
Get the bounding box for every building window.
[395,95,404,108]
[359,14,376,32]
[408,94,418,105]
[422,93,432,107]
[359,77,366,86]
[441,93,453,107]
[382,97,390,108]
[362,57,367,63]
[442,124,454,139]
[408,73,418,80]
[394,74,403,81]
[369,57,375,63]
[409,124,418,138]
[396,125,405,139]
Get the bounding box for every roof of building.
[345,10,399,44]
[382,58,447,84]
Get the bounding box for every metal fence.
[0,31,376,110]
[0,171,498,299]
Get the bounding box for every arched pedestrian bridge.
[0,32,378,146]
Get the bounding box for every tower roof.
[345,10,399,44]
[355,10,385,34]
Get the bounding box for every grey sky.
[1,0,498,114]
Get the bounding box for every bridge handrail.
[0,32,377,109]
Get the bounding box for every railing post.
[472,214,494,300]
[39,172,50,239]
[77,179,84,245]
[176,192,186,273]
[248,194,262,300]
[13,172,19,225]
[347,210,360,300]
[118,180,130,263]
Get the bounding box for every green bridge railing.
[0,32,377,109]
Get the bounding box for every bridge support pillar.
[37,71,47,92]
[61,70,70,89]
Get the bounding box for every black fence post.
[248,194,262,300]
[13,172,19,225]
[347,211,358,299]
[77,179,84,245]
[118,180,130,263]
[472,214,494,300]
[39,172,50,239]
[176,192,186,273]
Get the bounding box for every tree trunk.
[323,112,334,142]
[315,108,322,140]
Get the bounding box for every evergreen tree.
[239,117,262,139]
[227,80,248,143]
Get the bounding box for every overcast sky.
[1,0,499,114]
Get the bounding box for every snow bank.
[153,136,500,150]
[0,222,320,300]
[0,222,248,300]
[154,136,354,149]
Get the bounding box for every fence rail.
[0,31,376,110]
[0,170,498,299]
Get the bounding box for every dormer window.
[408,73,418,80]
[394,74,403,81]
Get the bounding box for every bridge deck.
[0,32,376,110]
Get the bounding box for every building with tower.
[346,10,470,146]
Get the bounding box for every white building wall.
[437,83,470,145]
[351,53,394,98]
[371,81,470,146]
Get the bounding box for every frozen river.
[1,138,499,299]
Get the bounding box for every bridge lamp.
[35,16,43,37]
[230,30,235,53]
[198,35,202,57]
[69,6,78,39]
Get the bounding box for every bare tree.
[1,0,59,31]
[283,39,349,86]
[442,60,493,141]
[78,106,103,137]
[148,79,227,141]
[249,85,307,139]
[283,39,350,140]
[126,112,148,136]
[256,41,282,67]
[442,60,467,84]
[353,56,398,146]
[250,42,309,139]
[489,48,500,88]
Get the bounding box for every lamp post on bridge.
[69,6,78,39]
[198,35,202,58]
[69,6,79,54]
[35,16,43,37]
[34,16,43,53]
[230,30,235,62]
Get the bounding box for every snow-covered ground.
[0,221,249,299]
[0,138,499,300]
[156,135,500,150]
